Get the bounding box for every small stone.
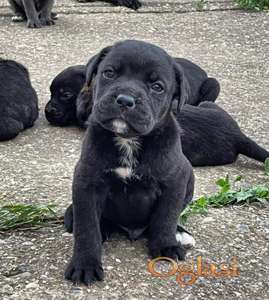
[22,241,33,246]
[106,266,113,270]
[14,272,31,279]
[236,224,249,232]
[25,282,39,289]
[1,284,14,295]
[62,232,73,237]
[115,258,121,263]
[201,217,214,223]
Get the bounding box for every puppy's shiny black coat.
[0,59,39,141]
[65,40,194,284]
[45,65,86,126]
[8,0,55,28]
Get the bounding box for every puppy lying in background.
[44,63,268,166]
[8,0,55,28]
[76,0,142,10]
[64,40,195,284]
[45,65,86,126]
[0,59,39,141]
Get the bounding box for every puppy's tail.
[199,77,220,103]
[238,136,269,163]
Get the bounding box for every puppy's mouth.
[100,118,139,138]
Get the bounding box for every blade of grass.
[0,204,60,231]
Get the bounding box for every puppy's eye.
[61,92,73,101]
[103,68,115,79]
[151,82,164,93]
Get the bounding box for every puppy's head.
[45,65,86,126]
[82,40,189,137]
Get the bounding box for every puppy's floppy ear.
[85,46,112,85]
[173,62,190,113]
[76,46,112,127]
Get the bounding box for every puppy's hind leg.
[64,204,116,242]
[8,0,27,22]
[237,136,269,163]
[199,77,220,103]
[0,118,23,141]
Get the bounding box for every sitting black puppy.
[76,0,142,10]
[45,59,219,126]
[8,0,55,28]
[64,40,194,284]
[45,65,86,126]
[0,59,39,141]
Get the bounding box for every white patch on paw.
[112,119,128,134]
[176,232,195,248]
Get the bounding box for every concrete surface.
[0,1,269,299]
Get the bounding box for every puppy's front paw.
[65,257,104,285]
[27,19,42,28]
[149,243,186,261]
[119,0,142,10]
[40,18,55,26]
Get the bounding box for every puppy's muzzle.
[116,94,135,109]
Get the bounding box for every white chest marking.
[114,167,132,179]
[113,136,141,179]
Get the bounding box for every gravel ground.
[0,1,268,299]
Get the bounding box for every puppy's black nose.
[116,94,135,108]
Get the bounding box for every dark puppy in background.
[45,58,219,127]
[64,40,194,284]
[76,0,141,10]
[45,65,86,126]
[8,0,55,28]
[0,59,39,141]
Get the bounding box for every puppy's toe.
[27,19,42,28]
[41,18,55,26]
[161,245,186,261]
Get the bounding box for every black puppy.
[64,40,194,284]
[76,0,142,10]
[45,65,86,126]
[0,59,39,141]
[45,59,219,126]
[179,102,269,166]
[8,0,55,28]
